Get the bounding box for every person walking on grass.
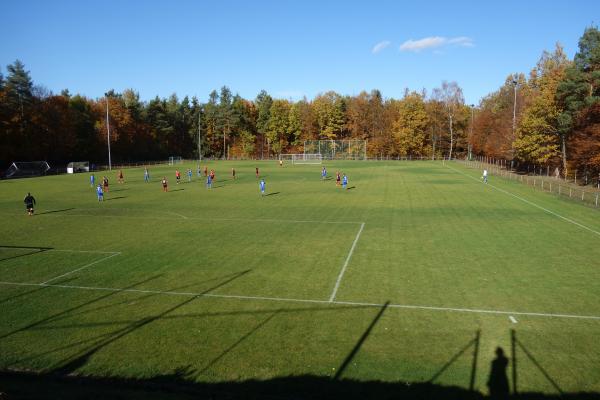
[162,177,168,192]
[144,167,150,182]
[260,178,266,196]
[482,169,488,184]
[24,193,36,216]
[96,184,104,201]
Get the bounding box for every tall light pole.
[512,79,518,135]
[197,113,202,162]
[511,79,518,169]
[105,93,112,171]
[469,104,475,160]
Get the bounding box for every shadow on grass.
[0,245,52,262]
[36,208,76,215]
[0,275,165,341]
[1,369,598,400]
[6,271,252,370]
[50,270,251,375]
[265,192,280,196]
[346,186,356,190]
[170,189,185,192]
[0,277,76,305]
[334,301,389,380]
[511,330,563,396]
[105,196,126,201]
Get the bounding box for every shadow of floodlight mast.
[429,330,481,392]
[511,329,563,396]
[334,301,390,380]
[52,270,252,375]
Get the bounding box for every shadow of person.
[488,347,509,400]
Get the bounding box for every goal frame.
[168,156,183,166]
[279,154,323,165]
[303,139,367,160]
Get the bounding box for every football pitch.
[1,160,599,397]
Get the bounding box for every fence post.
[570,188,572,198]
[596,193,599,207]
[582,191,585,201]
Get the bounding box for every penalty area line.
[39,252,121,285]
[329,222,365,302]
[1,280,600,321]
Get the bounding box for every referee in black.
[24,193,36,216]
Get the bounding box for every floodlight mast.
[105,93,112,171]
[511,79,518,165]
[198,113,202,162]
[512,79,518,135]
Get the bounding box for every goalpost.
[279,154,323,164]
[5,161,51,179]
[168,156,183,165]
[303,140,366,160]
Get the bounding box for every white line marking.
[39,252,121,285]
[48,249,119,254]
[0,212,362,225]
[165,211,188,220]
[0,247,117,255]
[1,280,600,321]
[509,316,518,323]
[446,164,600,237]
[329,222,366,302]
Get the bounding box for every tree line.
[0,26,598,180]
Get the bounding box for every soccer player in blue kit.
[96,184,104,201]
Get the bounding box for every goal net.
[303,140,366,160]
[168,156,183,165]
[279,154,323,164]
[5,161,51,179]
[67,161,89,174]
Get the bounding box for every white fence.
[461,158,600,208]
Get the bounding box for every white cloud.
[372,40,391,54]
[447,36,474,47]
[399,36,474,52]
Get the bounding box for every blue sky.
[0,0,597,105]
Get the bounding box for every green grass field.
[1,160,600,398]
